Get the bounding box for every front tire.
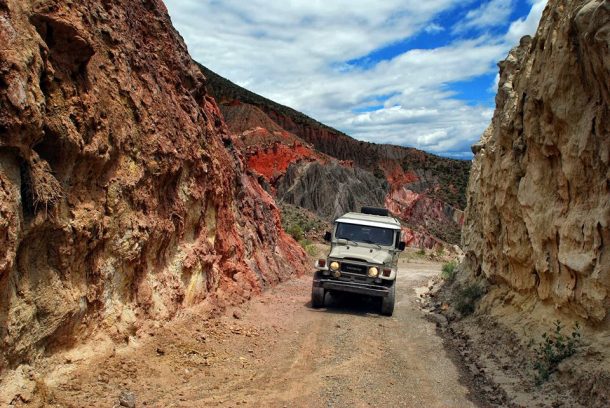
[312,286,325,308]
[381,284,395,316]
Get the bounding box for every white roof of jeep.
[335,212,402,230]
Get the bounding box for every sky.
[164,0,548,159]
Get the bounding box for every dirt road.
[26,258,478,407]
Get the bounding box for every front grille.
[340,262,367,275]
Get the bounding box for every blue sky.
[164,0,548,159]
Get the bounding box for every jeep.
[312,207,405,316]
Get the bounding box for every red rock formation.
[246,142,321,183]
[384,159,465,246]
[401,226,442,250]
[382,162,419,186]
[0,0,307,372]
[220,102,328,185]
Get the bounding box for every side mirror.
[324,231,332,242]
[398,242,406,251]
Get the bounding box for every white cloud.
[505,0,548,45]
[452,0,515,34]
[164,0,547,158]
[424,23,445,34]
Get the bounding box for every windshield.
[335,223,395,246]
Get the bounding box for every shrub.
[441,261,457,281]
[286,224,304,241]
[298,239,318,257]
[280,204,326,241]
[373,167,386,179]
[453,283,484,315]
[530,321,582,385]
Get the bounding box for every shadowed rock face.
[462,0,610,321]
[277,161,389,221]
[0,0,308,371]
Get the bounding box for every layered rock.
[462,0,610,321]
[0,0,308,372]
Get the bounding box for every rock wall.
[0,0,308,372]
[462,0,610,322]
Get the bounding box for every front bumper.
[313,276,391,298]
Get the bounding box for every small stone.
[429,313,448,327]
[233,310,243,320]
[156,347,165,356]
[119,390,136,408]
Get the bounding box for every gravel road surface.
[30,259,479,407]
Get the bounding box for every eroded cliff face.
[277,161,389,221]
[462,0,610,322]
[0,0,308,372]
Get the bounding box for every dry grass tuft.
[25,156,63,213]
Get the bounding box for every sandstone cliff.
[0,0,308,373]
[462,0,610,322]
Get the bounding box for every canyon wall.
[0,0,308,372]
[462,0,610,322]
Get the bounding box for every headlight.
[330,261,340,271]
[368,267,379,278]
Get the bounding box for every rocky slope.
[459,0,609,403]
[0,0,308,376]
[277,161,388,221]
[199,65,469,247]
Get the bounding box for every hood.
[329,244,393,265]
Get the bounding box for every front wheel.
[381,284,395,316]
[311,285,325,308]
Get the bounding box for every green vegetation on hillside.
[453,283,484,315]
[401,154,471,210]
[280,203,328,240]
[281,204,328,257]
[441,261,458,281]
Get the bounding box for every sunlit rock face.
[462,0,610,321]
[0,0,308,371]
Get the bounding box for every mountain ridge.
[198,63,470,247]
[199,63,470,209]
